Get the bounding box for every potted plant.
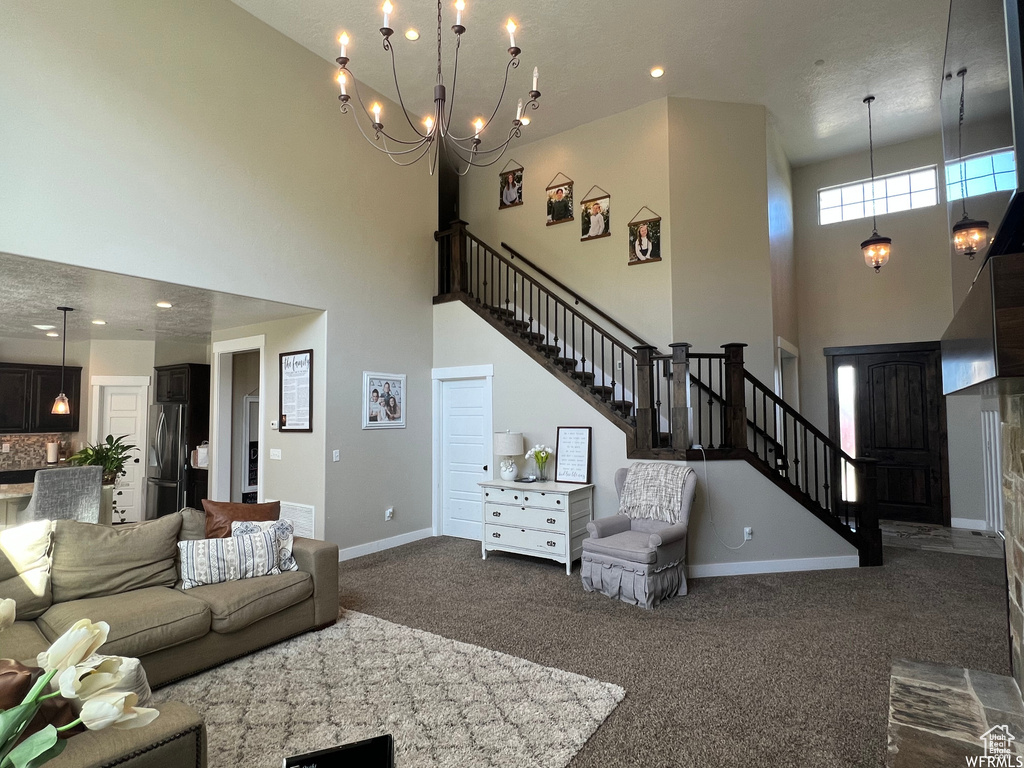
[67,435,139,524]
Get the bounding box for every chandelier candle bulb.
[382,0,392,29]
[339,32,348,57]
[455,0,463,26]
[372,102,382,125]
[424,116,434,133]
[506,19,516,49]
[473,118,483,138]
[515,98,523,121]
[532,66,538,91]
[337,71,347,95]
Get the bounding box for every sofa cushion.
[178,507,207,542]
[0,520,53,620]
[202,499,279,538]
[37,586,211,659]
[0,621,52,665]
[582,530,658,564]
[232,519,298,571]
[51,515,182,603]
[185,571,313,633]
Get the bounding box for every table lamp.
[493,431,524,481]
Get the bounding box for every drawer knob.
[513,495,519,500]
[485,492,489,497]
[492,511,501,517]
[492,532,501,538]
[547,518,556,524]
[546,540,556,547]
[523,496,529,502]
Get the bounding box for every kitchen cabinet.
[0,363,81,433]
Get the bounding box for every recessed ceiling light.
[405,28,419,40]
[92,319,106,325]
[33,324,55,330]
[46,332,59,337]
[156,301,173,309]
[815,59,825,66]
[650,67,665,78]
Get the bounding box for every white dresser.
[478,479,594,574]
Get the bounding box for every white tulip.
[0,598,15,632]
[37,619,110,674]
[58,656,124,700]
[80,690,159,731]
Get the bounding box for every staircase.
[435,221,882,566]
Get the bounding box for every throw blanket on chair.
[618,463,694,524]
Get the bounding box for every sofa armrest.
[49,701,206,768]
[649,522,688,547]
[292,537,339,627]
[587,516,632,539]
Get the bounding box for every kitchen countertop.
[0,483,34,501]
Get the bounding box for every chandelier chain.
[867,97,877,233]
[436,0,443,84]
[958,70,968,218]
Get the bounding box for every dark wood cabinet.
[0,363,81,433]
[156,366,190,403]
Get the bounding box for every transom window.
[818,166,939,225]
[945,148,1016,201]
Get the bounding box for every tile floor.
[881,521,1004,559]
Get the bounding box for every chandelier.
[951,68,989,259]
[860,96,892,272]
[335,0,541,175]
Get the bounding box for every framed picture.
[546,182,574,225]
[581,196,610,241]
[279,350,313,432]
[555,426,592,483]
[362,371,406,429]
[628,217,662,265]
[499,166,523,209]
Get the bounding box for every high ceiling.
[0,252,320,342]
[232,0,952,166]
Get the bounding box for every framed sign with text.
[555,426,592,484]
[279,349,313,432]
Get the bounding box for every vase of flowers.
[525,444,554,482]
[0,599,158,767]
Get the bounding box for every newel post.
[722,343,748,452]
[857,458,883,566]
[669,343,692,451]
[449,219,468,295]
[634,345,658,452]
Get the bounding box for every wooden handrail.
[501,242,657,351]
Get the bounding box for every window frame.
[817,165,940,226]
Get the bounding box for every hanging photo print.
[580,186,611,241]
[545,173,574,225]
[627,206,662,266]
[499,162,523,209]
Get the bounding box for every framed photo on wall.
[628,217,662,265]
[279,350,313,432]
[546,181,574,225]
[581,195,610,241]
[499,166,523,209]
[362,371,406,429]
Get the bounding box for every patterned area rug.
[153,611,625,767]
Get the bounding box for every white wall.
[0,0,437,551]
[434,300,857,571]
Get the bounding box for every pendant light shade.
[51,306,73,416]
[952,69,989,260]
[860,96,892,272]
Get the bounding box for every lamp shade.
[952,215,989,259]
[493,431,524,456]
[861,233,892,272]
[51,393,69,415]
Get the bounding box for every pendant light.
[860,96,892,272]
[951,68,989,260]
[51,306,73,416]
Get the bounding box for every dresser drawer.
[484,503,566,531]
[520,490,568,511]
[485,524,566,556]
[482,486,529,505]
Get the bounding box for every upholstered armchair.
[17,466,103,524]
[581,463,697,609]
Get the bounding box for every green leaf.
[0,704,38,748]
[4,726,66,768]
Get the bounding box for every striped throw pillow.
[177,530,281,590]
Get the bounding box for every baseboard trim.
[338,528,434,562]
[950,517,992,531]
[688,555,860,578]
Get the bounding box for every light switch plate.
[332,450,340,462]
[269,449,282,460]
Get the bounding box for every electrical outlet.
[385,507,394,521]
[332,449,340,462]
[269,448,282,460]
[744,527,753,541]
[0,444,9,454]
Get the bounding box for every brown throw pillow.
[0,660,81,742]
[202,499,280,538]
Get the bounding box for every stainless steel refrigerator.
[146,403,187,519]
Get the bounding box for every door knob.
[483,465,488,471]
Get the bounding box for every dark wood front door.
[826,342,950,525]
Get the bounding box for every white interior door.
[98,385,147,523]
[440,378,490,539]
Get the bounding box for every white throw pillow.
[231,519,298,572]
[177,530,281,590]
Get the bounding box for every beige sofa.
[0,509,340,768]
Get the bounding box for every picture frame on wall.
[628,217,662,265]
[279,349,313,432]
[555,426,592,483]
[545,174,574,225]
[362,371,406,429]
[581,195,611,241]
[499,165,523,209]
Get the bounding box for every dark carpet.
[337,538,1009,768]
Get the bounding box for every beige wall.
[434,301,857,569]
[460,99,674,351]
[154,340,210,367]
[767,122,798,349]
[668,98,776,383]
[0,0,437,551]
